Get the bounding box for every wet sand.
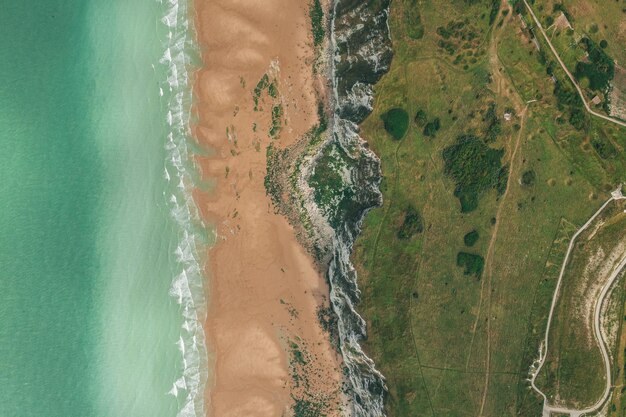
[192,0,343,416]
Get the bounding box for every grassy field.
[534,199,626,408]
[351,0,626,416]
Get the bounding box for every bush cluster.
[574,37,615,92]
[442,134,507,212]
[381,108,410,140]
[397,205,424,239]
[464,230,479,246]
[457,252,485,277]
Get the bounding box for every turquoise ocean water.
[0,1,208,416]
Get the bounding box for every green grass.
[351,0,626,416]
[402,0,425,39]
[536,201,626,407]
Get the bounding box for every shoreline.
[191,0,344,415]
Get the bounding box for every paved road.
[530,187,626,417]
[522,0,626,129]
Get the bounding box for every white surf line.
[530,187,626,417]
[522,0,626,129]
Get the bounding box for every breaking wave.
[158,0,208,416]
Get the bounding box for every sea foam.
[157,0,208,416]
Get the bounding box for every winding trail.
[521,0,626,129]
[530,187,626,417]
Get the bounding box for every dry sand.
[192,1,343,416]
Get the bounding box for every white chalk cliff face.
[307,0,394,415]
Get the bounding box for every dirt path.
[530,188,626,417]
[521,0,626,129]
[457,4,529,413]
[475,105,527,416]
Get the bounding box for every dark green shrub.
[414,109,427,126]
[423,118,441,137]
[489,0,501,25]
[442,134,506,212]
[574,37,615,91]
[553,80,587,130]
[309,0,324,47]
[381,108,409,140]
[521,169,536,186]
[592,136,617,159]
[569,107,588,131]
[397,205,424,239]
[483,102,502,143]
[553,3,573,22]
[496,165,509,196]
[464,230,479,246]
[457,252,485,277]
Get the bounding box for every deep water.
[0,1,207,416]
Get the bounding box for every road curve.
[530,188,626,416]
[522,0,626,129]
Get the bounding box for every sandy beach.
[192,0,343,415]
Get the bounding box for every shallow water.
[0,1,207,416]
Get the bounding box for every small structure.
[504,112,512,122]
[591,95,602,105]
